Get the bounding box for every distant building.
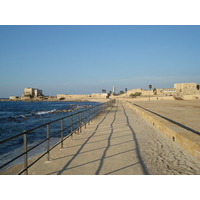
[174,82,197,90]
[34,89,43,97]
[22,88,43,98]
[57,94,90,100]
[122,82,200,98]
[163,88,176,96]
[23,88,34,97]
[174,82,200,95]
[91,93,109,98]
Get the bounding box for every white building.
[34,89,43,97]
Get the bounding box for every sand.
[1,100,200,175]
[127,99,200,133]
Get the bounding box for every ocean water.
[0,101,100,171]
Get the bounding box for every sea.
[0,100,100,172]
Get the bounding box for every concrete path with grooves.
[28,100,148,175]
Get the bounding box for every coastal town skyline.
[0,25,200,98]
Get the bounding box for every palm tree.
[149,84,152,101]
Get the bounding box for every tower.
[112,86,115,94]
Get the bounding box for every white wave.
[35,109,56,115]
[18,115,26,118]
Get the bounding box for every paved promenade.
[28,100,148,175]
[2,100,200,175]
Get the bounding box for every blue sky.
[0,25,200,98]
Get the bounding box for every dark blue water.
[0,101,100,171]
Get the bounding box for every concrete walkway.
[2,100,200,175]
[25,100,147,175]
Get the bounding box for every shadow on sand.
[121,101,149,175]
[133,103,200,136]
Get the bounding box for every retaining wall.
[125,101,200,160]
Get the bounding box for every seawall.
[124,100,200,160]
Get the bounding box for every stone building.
[57,93,109,100]
[157,83,200,96]
[9,87,44,100]
[23,88,34,98]
[22,88,43,98]
[121,82,200,98]
[57,94,91,100]
[174,82,200,95]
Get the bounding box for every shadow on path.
[52,140,134,162]
[57,104,114,175]
[121,101,149,175]
[47,148,136,175]
[95,102,118,174]
[104,162,140,175]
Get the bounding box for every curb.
[125,101,200,160]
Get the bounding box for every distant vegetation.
[130,92,142,97]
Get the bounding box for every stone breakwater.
[6,97,111,103]
[51,105,91,113]
[6,104,93,122]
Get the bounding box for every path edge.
[124,100,200,160]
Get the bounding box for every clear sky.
[0,25,200,98]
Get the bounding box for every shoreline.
[0,137,61,174]
[0,99,111,174]
[0,98,111,103]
